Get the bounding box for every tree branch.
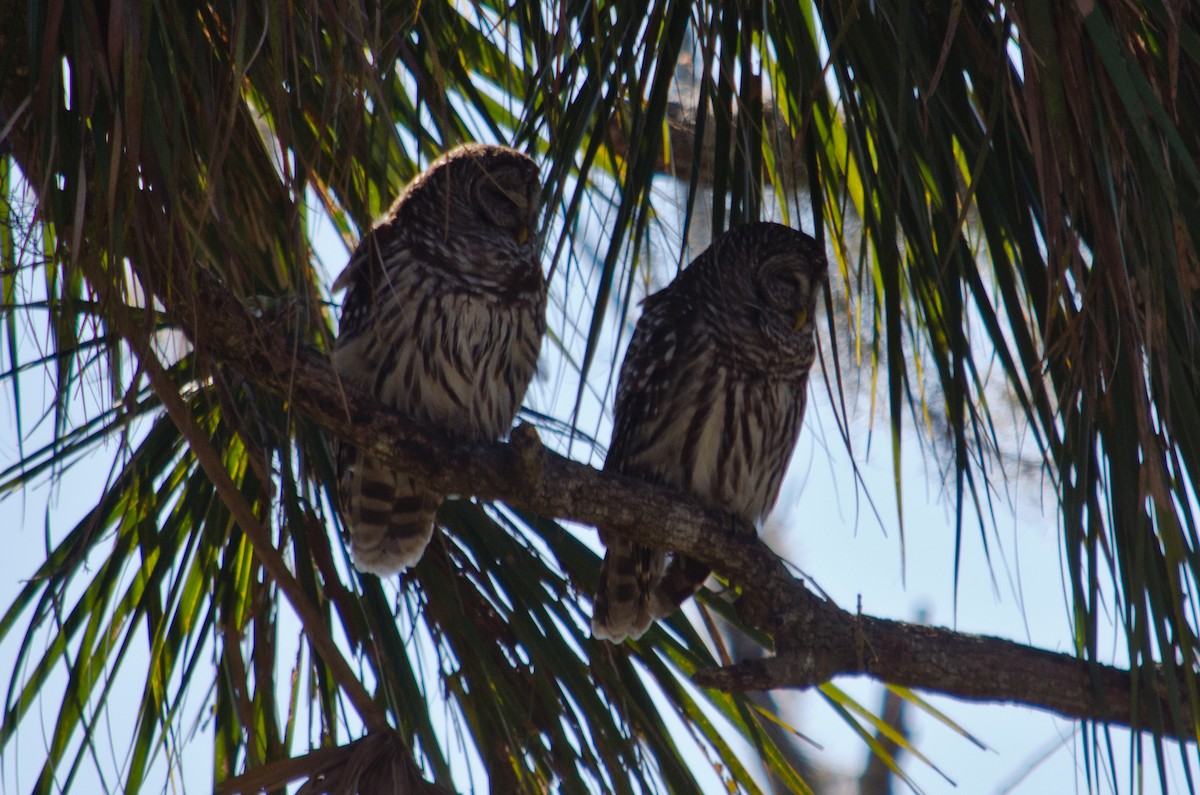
[0,12,1189,737]
[177,263,1196,741]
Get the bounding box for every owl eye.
[760,266,804,311]
[478,179,512,205]
[477,177,530,234]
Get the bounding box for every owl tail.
[339,448,442,576]
[648,555,711,619]
[591,538,666,643]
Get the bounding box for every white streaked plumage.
[592,222,826,642]
[333,144,547,575]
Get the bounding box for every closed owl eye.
[759,265,805,311]
[478,181,519,215]
[476,177,534,238]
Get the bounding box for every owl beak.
[793,307,809,332]
[517,226,530,246]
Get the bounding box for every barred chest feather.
[340,260,546,443]
[623,363,807,524]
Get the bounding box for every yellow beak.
[517,227,530,245]
[793,307,809,332]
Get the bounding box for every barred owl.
[332,144,547,576]
[591,222,827,643]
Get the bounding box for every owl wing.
[332,219,410,343]
[604,289,698,476]
[592,288,703,643]
[331,220,445,575]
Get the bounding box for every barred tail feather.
[591,538,665,643]
[340,449,442,575]
[648,555,711,620]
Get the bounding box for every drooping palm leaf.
[2,0,1199,792]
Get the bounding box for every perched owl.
[591,222,827,643]
[332,144,547,576]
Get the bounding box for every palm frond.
[3,0,1199,791]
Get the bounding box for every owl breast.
[335,250,546,443]
[621,360,806,522]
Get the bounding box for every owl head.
[332,143,542,299]
[690,222,827,354]
[393,143,541,271]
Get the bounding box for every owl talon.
[732,516,757,542]
[510,422,543,459]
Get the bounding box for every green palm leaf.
[3,0,1199,791]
